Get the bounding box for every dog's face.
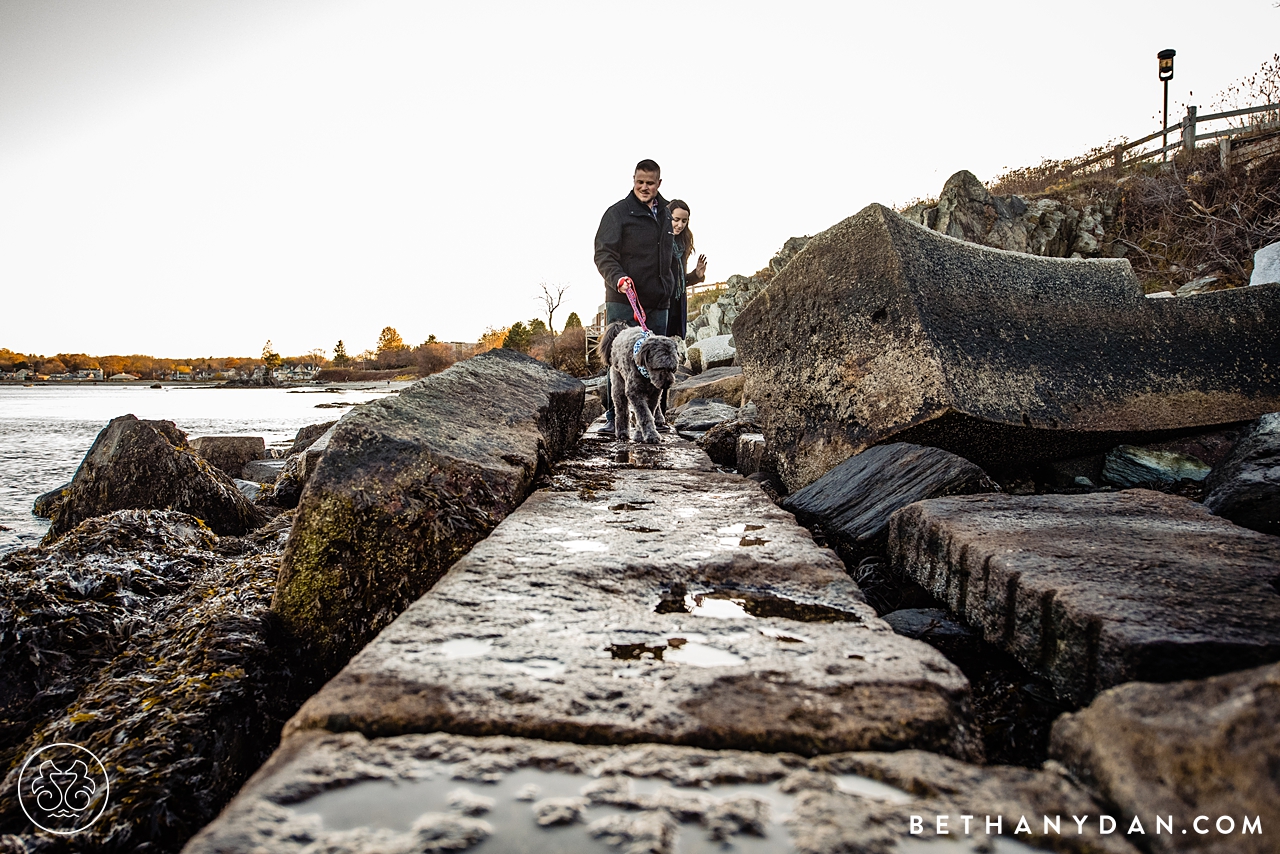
[638,335,679,390]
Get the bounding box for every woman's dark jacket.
[667,239,705,340]
[594,191,677,313]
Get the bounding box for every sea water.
[0,382,408,554]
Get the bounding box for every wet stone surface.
[182,731,1135,854]
[286,434,980,760]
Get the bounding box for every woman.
[667,199,708,341]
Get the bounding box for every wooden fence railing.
[1066,101,1280,176]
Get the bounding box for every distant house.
[108,372,139,382]
[1,369,30,381]
[75,369,104,381]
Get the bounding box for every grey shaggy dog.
[597,321,680,443]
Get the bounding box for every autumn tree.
[333,340,350,367]
[262,340,282,369]
[376,326,406,353]
[476,327,508,353]
[563,312,583,330]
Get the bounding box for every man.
[593,159,676,433]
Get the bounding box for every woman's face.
[671,208,690,236]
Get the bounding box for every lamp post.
[1158,49,1176,162]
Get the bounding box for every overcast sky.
[1,0,1277,358]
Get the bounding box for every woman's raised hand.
[695,254,708,279]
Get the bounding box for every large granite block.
[734,203,1280,490]
[1050,662,1280,854]
[272,350,584,668]
[183,731,1139,854]
[888,490,1280,705]
[284,439,980,760]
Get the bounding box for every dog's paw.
[639,432,661,445]
[613,429,631,442]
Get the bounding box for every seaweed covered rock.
[46,415,266,540]
[0,509,311,854]
[734,203,1280,491]
[31,483,70,519]
[272,349,584,668]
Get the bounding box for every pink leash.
[625,286,649,334]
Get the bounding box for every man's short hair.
[634,159,661,176]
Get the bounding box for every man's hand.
[618,276,634,294]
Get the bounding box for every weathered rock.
[688,334,736,374]
[189,435,267,479]
[672,398,741,440]
[1176,274,1220,296]
[784,443,998,563]
[285,437,979,760]
[242,457,288,483]
[668,366,744,408]
[737,432,768,476]
[1101,444,1211,488]
[272,349,584,668]
[734,202,1280,491]
[889,490,1280,705]
[1251,239,1280,285]
[286,420,338,456]
[1050,662,1280,854]
[46,415,265,539]
[31,483,70,518]
[698,416,762,467]
[0,509,309,854]
[184,731,1139,854]
[1203,412,1280,535]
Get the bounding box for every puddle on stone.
[438,639,493,659]
[664,640,746,667]
[608,637,745,668]
[559,540,608,553]
[655,587,862,624]
[717,523,767,535]
[287,764,800,854]
[623,525,661,533]
[609,501,653,512]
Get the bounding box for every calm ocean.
[0,383,405,553]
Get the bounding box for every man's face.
[633,170,661,204]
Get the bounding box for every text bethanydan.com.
[911,814,1262,838]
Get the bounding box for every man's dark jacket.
[594,191,676,312]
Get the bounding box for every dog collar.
[632,330,651,380]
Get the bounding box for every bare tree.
[537,283,568,334]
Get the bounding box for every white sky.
[1,0,1277,358]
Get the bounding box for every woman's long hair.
[668,199,695,261]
